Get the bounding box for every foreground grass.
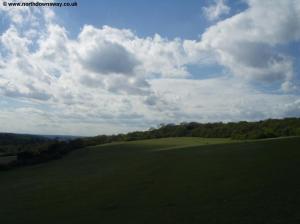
[1,137,300,223]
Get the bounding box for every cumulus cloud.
[202,0,230,21]
[0,0,299,135]
[104,75,150,95]
[71,25,199,95]
[198,0,300,91]
[80,41,138,75]
[77,26,139,75]
[75,25,193,78]
[0,32,54,101]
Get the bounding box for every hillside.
[1,118,300,170]
[1,137,300,223]
[84,117,300,145]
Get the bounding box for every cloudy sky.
[0,0,300,136]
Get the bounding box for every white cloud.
[199,0,300,91]
[2,76,299,136]
[202,0,230,21]
[0,0,32,25]
[150,78,300,122]
[77,26,139,75]
[0,0,299,135]
[70,25,199,95]
[0,25,31,57]
[75,25,192,79]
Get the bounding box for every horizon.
[1,116,299,137]
[1,0,300,136]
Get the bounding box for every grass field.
[1,137,300,224]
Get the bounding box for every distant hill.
[1,117,300,169]
[0,133,49,145]
[0,133,79,145]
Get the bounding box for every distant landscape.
[1,0,300,223]
[1,117,300,170]
[1,117,300,223]
[1,128,300,223]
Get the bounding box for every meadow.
[1,137,300,223]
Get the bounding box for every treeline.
[0,139,85,170]
[0,133,49,147]
[1,117,300,170]
[0,133,51,157]
[84,117,300,144]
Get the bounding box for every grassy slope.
[1,137,300,224]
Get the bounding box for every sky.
[0,0,300,136]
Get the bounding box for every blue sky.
[58,0,210,39]
[0,0,299,136]
[54,0,300,86]
[56,0,248,39]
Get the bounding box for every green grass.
[1,137,300,224]
[91,137,236,151]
